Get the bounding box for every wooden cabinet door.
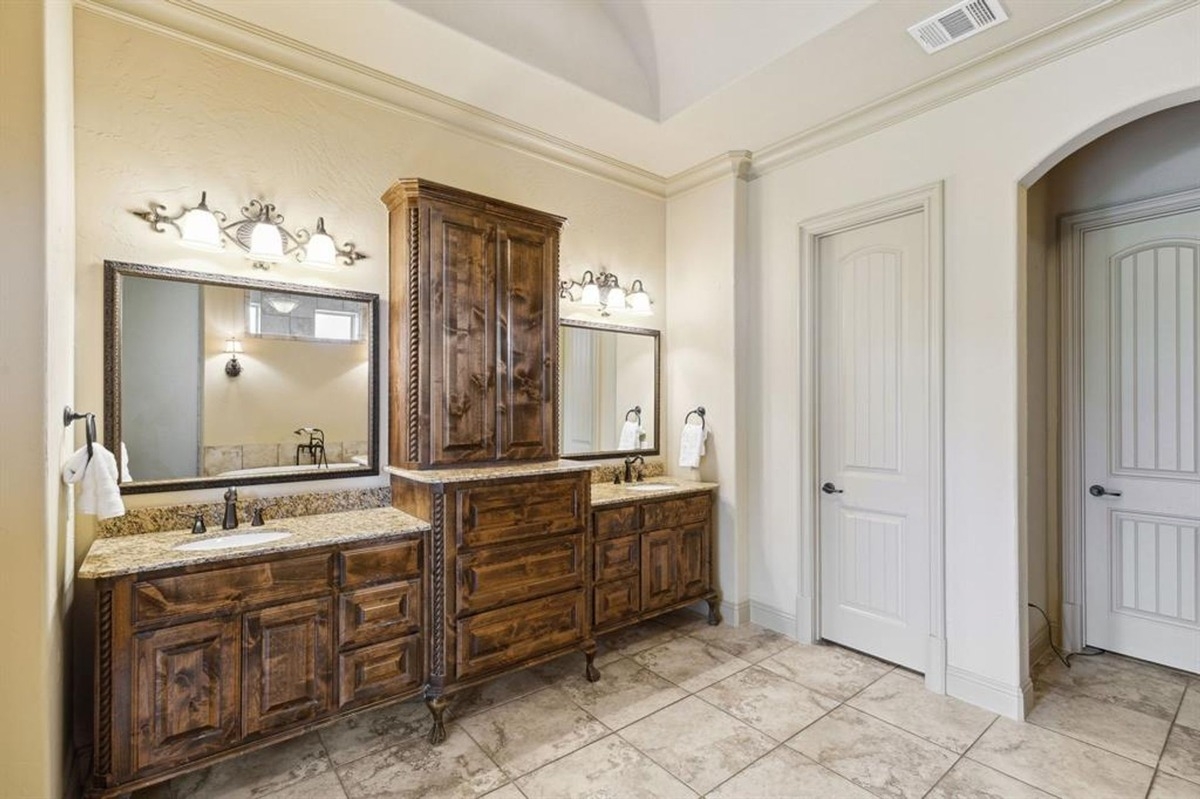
[428,201,496,465]
[641,529,678,612]
[242,598,333,737]
[133,617,239,772]
[677,523,709,602]
[496,220,558,460]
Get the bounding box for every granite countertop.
[590,477,717,507]
[78,507,430,579]
[387,460,593,484]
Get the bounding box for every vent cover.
[908,0,1009,54]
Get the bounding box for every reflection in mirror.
[106,261,379,493]
[559,320,659,459]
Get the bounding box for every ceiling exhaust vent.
[908,0,1009,54]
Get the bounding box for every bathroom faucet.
[222,487,239,530]
[623,455,645,484]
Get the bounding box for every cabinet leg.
[425,694,451,745]
[705,594,723,626]
[584,648,601,683]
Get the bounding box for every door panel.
[1083,209,1200,672]
[818,211,929,671]
[242,598,333,736]
[677,524,708,601]
[641,529,677,612]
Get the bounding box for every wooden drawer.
[595,534,639,582]
[594,577,640,629]
[456,534,585,616]
[337,633,422,709]
[593,505,639,539]
[338,539,421,589]
[338,579,421,649]
[641,494,711,531]
[453,476,585,549]
[133,554,331,626]
[456,590,585,680]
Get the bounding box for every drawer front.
[593,505,639,539]
[456,534,585,616]
[641,494,711,531]
[454,476,585,549]
[456,590,585,680]
[337,633,422,709]
[338,539,421,589]
[338,580,421,649]
[594,577,640,629]
[133,554,331,626]
[595,534,639,582]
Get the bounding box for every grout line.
[1143,684,1192,799]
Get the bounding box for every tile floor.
[132,611,1200,799]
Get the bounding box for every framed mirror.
[104,260,379,493]
[559,319,660,459]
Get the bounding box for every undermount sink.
[623,483,677,492]
[174,530,292,552]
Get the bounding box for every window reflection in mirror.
[559,320,659,458]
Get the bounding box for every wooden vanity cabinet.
[382,179,564,469]
[90,536,424,798]
[592,490,721,634]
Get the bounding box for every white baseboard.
[750,600,797,638]
[925,636,947,694]
[1029,622,1055,669]
[723,599,750,627]
[946,665,1026,719]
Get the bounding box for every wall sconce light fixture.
[224,337,244,377]
[559,269,652,317]
[134,192,367,270]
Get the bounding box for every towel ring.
[64,405,96,461]
[684,406,706,430]
[625,406,642,424]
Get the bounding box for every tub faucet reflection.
[222,487,238,530]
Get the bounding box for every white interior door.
[1083,208,1200,673]
[818,210,930,671]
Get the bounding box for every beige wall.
[0,1,75,795]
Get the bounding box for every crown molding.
[748,0,1198,179]
[77,0,670,199]
[665,151,753,198]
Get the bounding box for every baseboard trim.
[945,665,1026,719]
[722,599,751,627]
[1029,622,1055,669]
[750,600,797,638]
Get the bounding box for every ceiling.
[186,0,1110,177]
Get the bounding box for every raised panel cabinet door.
[242,597,333,737]
[133,617,240,773]
[641,529,678,612]
[677,523,709,601]
[496,220,558,460]
[428,201,497,464]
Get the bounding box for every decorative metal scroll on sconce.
[133,192,367,270]
[559,269,652,317]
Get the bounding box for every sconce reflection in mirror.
[224,337,244,378]
[133,192,367,271]
[559,269,652,317]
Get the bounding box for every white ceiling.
[188,0,1109,177]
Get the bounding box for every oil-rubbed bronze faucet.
[623,455,645,484]
[222,487,238,530]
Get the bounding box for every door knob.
[821,482,844,495]
[1088,484,1122,498]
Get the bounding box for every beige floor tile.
[619,696,775,794]
[698,665,838,741]
[1160,724,1200,785]
[338,725,507,799]
[1176,683,1200,731]
[1034,654,1187,721]
[259,770,349,798]
[707,747,874,799]
[687,621,794,663]
[168,732,332,799]
[448,668,556,721]
[516,734,697,799]
[925,759,1054,799]
[1026,684,1171,765]
[459,687,608,778]
[320,696,431,767]
[967,716,1154,799]
[601,620,682,655]
[786,706,957,799]
[479,784,527,799]
[632,636,751,692]
[847,671,995,753]
[557,656,687,730]
[760,643,891,701]
[1149,772,1200,798]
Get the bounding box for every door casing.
[796,182,946,693]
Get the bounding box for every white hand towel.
[618,420,641,450]
[678,423,707,469]
[120,442,133,482]
[62,444,126,520]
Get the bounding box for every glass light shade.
[265,296,299,314]
[223,337,243,355]
[178,206,223,252]
[605,285,627,311]
[627,290,652,316]
[302,232,338,269]
[579,282,601,307]
[248,221,286,262]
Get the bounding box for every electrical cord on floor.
[1027,602,1106,668]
